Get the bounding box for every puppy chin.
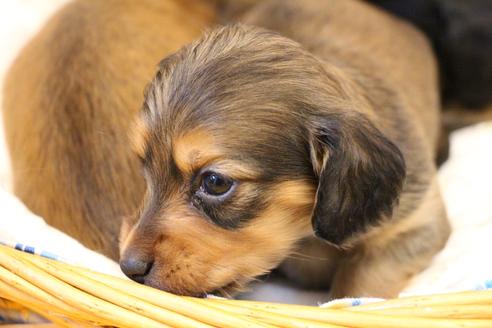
[209,281,249,299]
[143,273,208,298]
[140,260,254,298]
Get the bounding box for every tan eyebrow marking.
[172,129,261,180]
[173,129,223,174]
[208,160,260,181]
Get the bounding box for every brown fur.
[2,0,216,259]
[4,0,450,298]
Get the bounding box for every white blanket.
[1,1,492,305]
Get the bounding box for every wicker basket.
[1,244,491,327]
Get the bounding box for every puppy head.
[119,25,405,296]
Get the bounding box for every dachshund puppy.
[119,0,450,298]
[4,0,450,298]
[2,0,217,260]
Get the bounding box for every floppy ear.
[309,112,406,246]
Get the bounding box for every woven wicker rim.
[1,244,491,327]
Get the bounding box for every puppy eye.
[200,171,233,196]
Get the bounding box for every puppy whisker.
[287,252,332,261]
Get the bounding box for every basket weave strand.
[1,244,491,327]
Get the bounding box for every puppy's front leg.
[330,235,430,299]
[330,182,450,299]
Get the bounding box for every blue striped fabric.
[0,240,66,262]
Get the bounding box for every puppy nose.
[120,257,153,283]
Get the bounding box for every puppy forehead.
[131,111,263,181]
